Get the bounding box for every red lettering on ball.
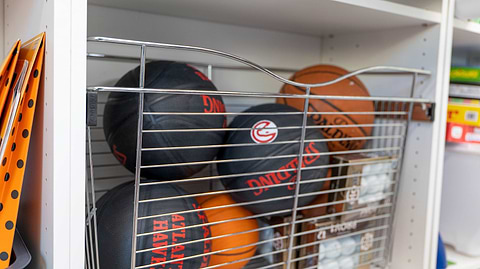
[202,95,225,114]
[245,142,322,196]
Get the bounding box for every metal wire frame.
[141,226,390,269]
[251,235,389,269]
[141,134,404,151]
[88,157,397,199]
[94,109,406,117]
[137,218,390,269]
[140,123,404,134]
[86,36,432,269]
[303,256,386,269]
[88,85,431,102]
[251,232,389,269]
[134,174,397,220]
[88,159,395,184]
[134,210,390,257]
[135,193,393,240]
[135,207,392,269]
[137,168,397,205]
[88,151,396,267]
[87,120,402,266]
[139,147,401,170]
[87,52,435,78]
[139,193,393,237]
[140,159,397,186]
[381,75,417,267]
[291,236,388,262]
[85,127,100,269]
[130,45,146,269]
[258,234,389,265]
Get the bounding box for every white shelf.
[453,19,480,49]
[446,246,480,269]
[446,142,480,156]
[450,84,480,99]
[89,0,441,35]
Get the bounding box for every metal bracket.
[86,92,98,126]
[412,102,435,122]
[375,101,435,122]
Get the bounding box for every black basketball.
[103,61,226,181]
[217,103,329,216]
[96,181,212,268]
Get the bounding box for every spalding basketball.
[277,65,374,152]
[96,181,211,268]
[196,194,259,269]
[217,103,329,217]
[103,61,226,181]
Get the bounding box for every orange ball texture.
[277,65,374,152]
[197,194,259,269]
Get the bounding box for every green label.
[451,67,480,84]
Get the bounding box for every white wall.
[4,0,86,268]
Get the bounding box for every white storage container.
[441,143,480,256]
[455,0,480,21]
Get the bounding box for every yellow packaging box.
[447,98,480,127]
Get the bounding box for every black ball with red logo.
[103,61,226,181]
[96,181,212,268]
[217,103,329,217]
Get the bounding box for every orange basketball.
[277,65,374,152]
[197,194,259,269]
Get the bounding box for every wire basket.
[84,37,433,269]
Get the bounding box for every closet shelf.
[89,0,441,35]
[453,19,480,49]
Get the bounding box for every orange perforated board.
[0,32,45,267]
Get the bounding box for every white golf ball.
[381,162,392,172]
[319,242,326,261]
[362,164,374,175]
[360,176,370,196]
[322,259,340,269]
[377,173,390,192]
[367,175,383,194]
[354,235,361,252]
[339,237,357,256]
[324,239,342,259]
[372,163,384,172]
[338,256,356,269]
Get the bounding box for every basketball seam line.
[290,85,369,137]
[293,70,369,94]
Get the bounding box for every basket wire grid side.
[85,126,100,269]
[131,45,146,269]
[285,84,312,266]
[85,37,433,269]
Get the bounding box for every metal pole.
[207,64,213,80]
[286,87,311,268]
[87,126,100,269]
[385,73,417,265]
[131,45,146,269]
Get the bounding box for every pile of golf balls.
[359,161,393,203]
[318,235,361,269]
